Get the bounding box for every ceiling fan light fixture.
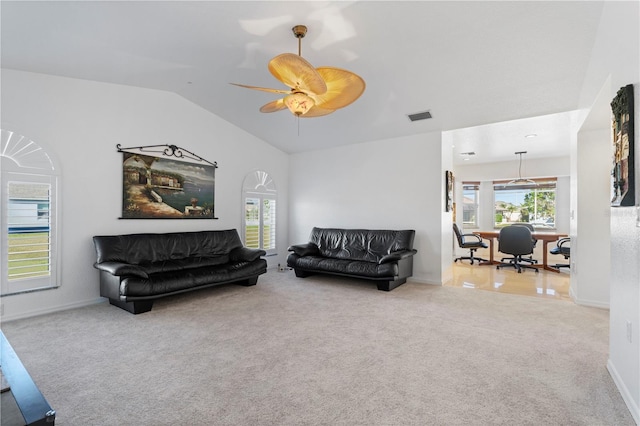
[231,24,364,118]
[284,92,315,116]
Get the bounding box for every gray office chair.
[496,225,539,273]
[453,223,488,265]
[550,237,570,269]
[511,223,538,264]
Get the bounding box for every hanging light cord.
[516,151,526,180]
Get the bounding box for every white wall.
[288,132,444,285]
[576,0,640,422]
[441,132,454,285]
[0,69,290,321]
[607,83,640,424]
[574,88,613,308]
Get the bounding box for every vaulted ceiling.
[1,1,605,163]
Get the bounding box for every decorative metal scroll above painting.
[611,84,635,207]
[117,144,218,219]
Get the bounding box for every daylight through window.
[462,182,480,229]
[242,171,277,255]
[493,178,557,229]
[1,129,60,296]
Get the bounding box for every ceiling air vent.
[407,110,432,122]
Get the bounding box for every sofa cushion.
[308,227,415,263]
[94,230,244,265]
[291,255,397,278]
[136,255,231,275]
[121,259,267,298]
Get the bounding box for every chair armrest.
[557,238,570,247]
[287,242,319,257]
[93,261,149,279]
[229,247,266,262]
[462,233,483,244]
[379,249,418,264]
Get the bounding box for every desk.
[475,230,568,273]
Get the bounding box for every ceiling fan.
[231,25,365,117]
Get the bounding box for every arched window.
[242,171,276,256]
[1,129,60,295]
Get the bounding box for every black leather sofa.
[287,227,417,291]
[93,229,267,314]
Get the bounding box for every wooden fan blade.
[300,105,335,118]
[310,67,366,110]
[259,98,287,113]
[230,83,291,95]
[268,53,327,95]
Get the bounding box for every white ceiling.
[0,1,604,163]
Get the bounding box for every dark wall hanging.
[117,144,218,219]
[611,84,635,207]
[445,170,454,212]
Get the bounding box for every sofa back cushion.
[93,229,244,265]
[309,227,415,263]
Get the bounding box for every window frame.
[461,181,480,229]
[1,130,60,296]
[242,171,277,256]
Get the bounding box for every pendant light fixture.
[508,151,537,186]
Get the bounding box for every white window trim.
[1,130,61,296]
[242,171,277,256]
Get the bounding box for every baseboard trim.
[607,359,640,424]
[407,277,441,286]
[574,298,610,310]
[2,298,107,322]
[568,286,610,309]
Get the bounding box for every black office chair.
[550,237,570,269]
[511,223,538,264]
[453,223,488,265]
[496,225,539,273]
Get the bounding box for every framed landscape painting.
[119,145,217,219]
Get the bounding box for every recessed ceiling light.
[525,133,537,138]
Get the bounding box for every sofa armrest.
[94,261,149,279]
[229,247,266,262]
[378,249,418,264]
[287,242,319,257]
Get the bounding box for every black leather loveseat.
[287,227,417,291]
[93,229,267,314]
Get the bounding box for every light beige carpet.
[1,270,633,425]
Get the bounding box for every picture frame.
[445,170,454,212]
[118,144,218,219]
[611,84,635,207]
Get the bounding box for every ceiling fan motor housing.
[292,25,307,38]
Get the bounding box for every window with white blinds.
[242,171,277,256]
[1,129,60,296]
[244,197,276,254]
